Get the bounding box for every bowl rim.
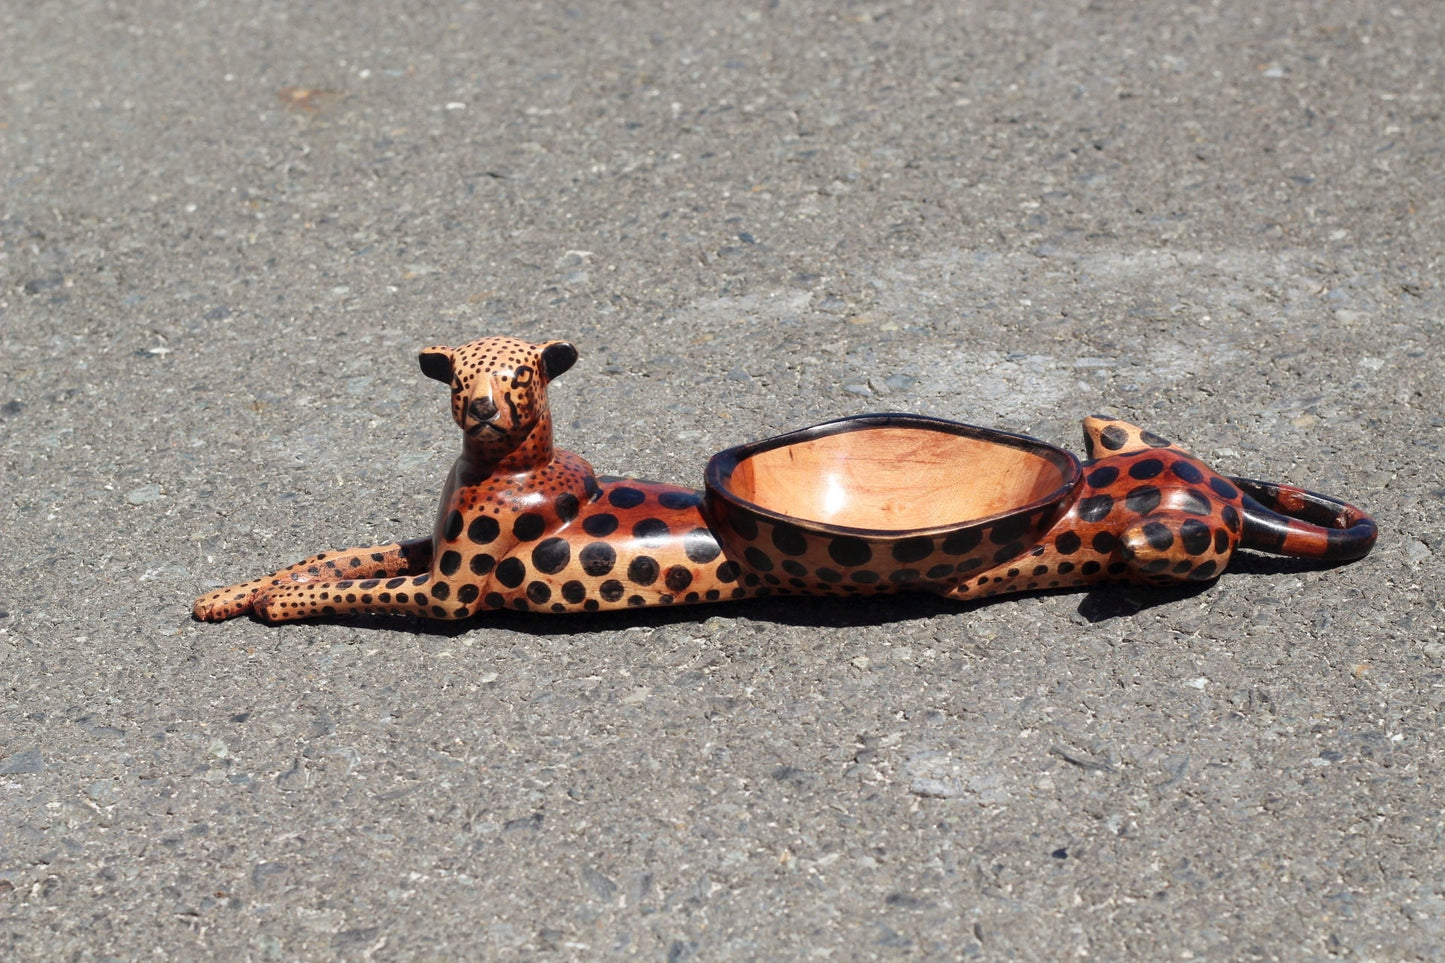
[704,413,1083,540]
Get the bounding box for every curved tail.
[1231,477,1378,562]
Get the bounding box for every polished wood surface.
[724,426,1071,531]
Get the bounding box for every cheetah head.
[418,336,578,464]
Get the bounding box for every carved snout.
[467,396,499,424]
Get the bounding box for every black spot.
[607,487,647,509]
[627,595,646,607]
[1057,561,1075,574]
[1124,486,1161,514]
[526,581,551,604]
[992,542,1025,564]
[579,542,616,577]
[889,569,920,583]
[1143,431,1173,448]
[744,546,775,572]
[828,536,872,567]
[658,490,702,510]
[715,560,741,583]
[927,563,955,579]
[852,570,880,584]
[484,592,505,609]
[1107,561,1128,575]
[665,566,694,592]
[385,577,406,589]
[633,517,672,546]
[989,515,1030,545]
[561,580,587,604]
[1055,531,1082,555]
[599,579,625,602]
[470,553,495,575]
[1142,521,1175,551]
[582,512,620,537]
[396,592,409,604]
[892,537,933,563]
[771,523,809,556]
[495,557,526,588]
[1189,559,1219,581]
[467,515,500,544]
[359,579,380,589]
[627,556,659,585]
[1172,560,1194,574]
[942,528,983,556]
[1099,424,1129,450]
[705,589,720,601]
[1092,531,1119,553]
[1221,504,1241,533]
[683,528,721,564]
[781,559,808,577]
[512,599,529,612]
[1179,518,1212,555]
[431,582,451,601]
[554,493,581,523]
[444,510,464,541]
[513,513,546,541]
[1086,465,1119,488]
[957,557,983,573]
[1128,458,1164,480]
[1033,565,1050,577]
[1214,529,1230,553]
[532,537,571,575]
[1081,560,1102,576]
[1178,490,1212,516]
[584,599,600,611]
[728,506,759,541]
[1141,558,1170,573]
[457,584,480,605]
[1170,460,1205,484]
[439,550,463,576]
[816,567,843,584]
[1209,477,1239,500]
[1078,495,1114,522]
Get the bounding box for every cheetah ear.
[418,345,455,383]
[539,341,578,381]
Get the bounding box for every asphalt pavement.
[3,1,1444,959]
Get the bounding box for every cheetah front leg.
[193,537,433,622]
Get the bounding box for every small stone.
[126,483,164,505]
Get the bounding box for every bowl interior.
[721,424,1072,532]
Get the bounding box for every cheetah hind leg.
[192,537,433,622]
[1119,512,1235,586]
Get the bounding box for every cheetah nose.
[468,397,499,423]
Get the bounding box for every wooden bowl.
[703,414,1081,595]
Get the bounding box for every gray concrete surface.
[3,0,1443,959]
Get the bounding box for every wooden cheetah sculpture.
[194,335,1376,623]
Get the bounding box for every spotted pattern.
[193,340,1377,624]
[193,336,768,622]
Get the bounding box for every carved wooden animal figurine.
[194,335,1376,623]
